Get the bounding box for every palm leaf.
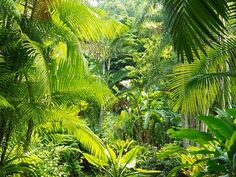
[0,0,20,20]
[168,37,236,114]
[0,95,14,109]
[21,34,51,99]
[45,107,108,159]
[163,0,228,62]
[50,42,115,106]
[49,0,127,42]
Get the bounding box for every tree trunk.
[99,106,103,129]
[24,118,34,152]
[23,73,35,152]
[0,118,12,165]
[181,114,189,148]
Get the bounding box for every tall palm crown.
[163,0,236,114]
[0,0,126,174]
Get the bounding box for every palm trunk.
[24,118,34,152]
[99,106,103,129]
[181,114,189,148]
[23,0,29,17]
[23,73,35,152]
[30,0,38,20]
[0,118,12,165]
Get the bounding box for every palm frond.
[50,0,127,42]
[0,0,20,20]
[168,37,236,114]
[42,107,108,159]
[0,95,14,109]
[17,101,46,123]
[0,155,37,177]
[163,0,228,62]
[21,34,51,99]
[50,43,115,106]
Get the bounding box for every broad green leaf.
[120,147,140,168]
[156,144,184,159]
[167,165,190,177]
[168,128,214,146]
[226,131,236,160]
[106,145,116,162]
[198,115,235,142]
[226,109,236,117]
[190,150,216,156]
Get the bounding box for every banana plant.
[83,140,160,177]
[167,109,236,177]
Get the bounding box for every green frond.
[0,95,14,109]
[163,0,228,62]
[50,43,115,107]
[0,0,20,20]
[0,156,37,177]
[0,163,37,177]
[22,34,51,98]
[168,37,236,114]
[17,101,46,123]
[44,107,108,159]
[50,0,127,42]
[229,1,236,23]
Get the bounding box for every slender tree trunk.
[23,74,35,152]
[200,109,209,132]
[23,0,29,17]
[24,118,34,152]
[99,106,103,129]
[0,118,12,165]
[0,111,6,145]
[30,0,38,20]
[181,114,189,148]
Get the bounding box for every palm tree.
[159,0,236,168]
[162,1,236,139]
[0,0,125,174]
[163,0,231,63]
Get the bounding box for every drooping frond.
[168,37,236,114]
[21,33,51,99]
[229,0,236,25]
[0,156,37,177]
[50,42,115,107]
[49,0,127,42]
[17,101,46,123]
[163,0,228,62]
[41,107,107,160]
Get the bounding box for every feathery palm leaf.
[50,42,115,106]
[50,0,127,41]
[0,95,14,109]
[168,37,236,114]
[163,0,228,62]
[42,107,108,159]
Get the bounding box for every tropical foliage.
[0,0,236,176]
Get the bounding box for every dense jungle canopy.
[0,0,236,176]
